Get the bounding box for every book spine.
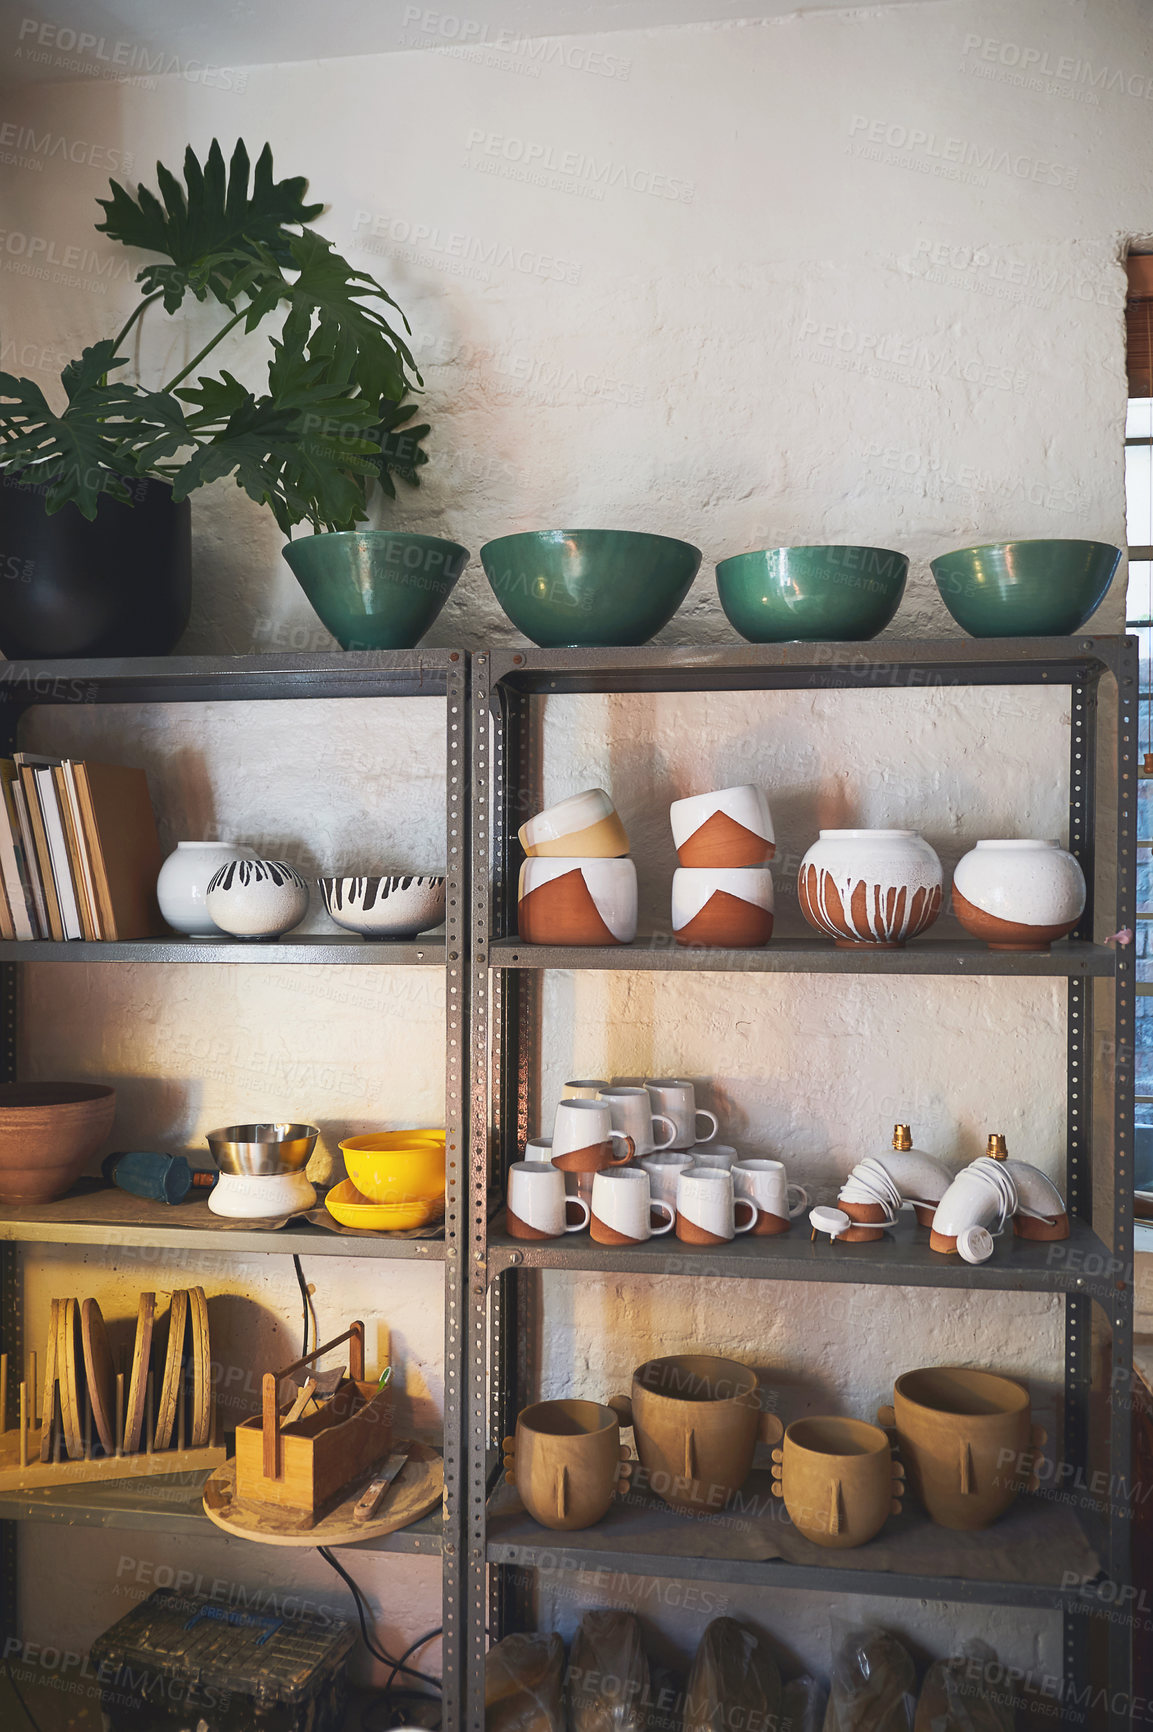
[54,766,97,942]
[35,768,81,941]
[19,768,61,941]
[11,781,47,938]
[0,766,35,939]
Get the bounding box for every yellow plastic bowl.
[326,1180,445,1232]
[340,1133,447,1204]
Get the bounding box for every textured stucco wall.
[2,0,1149,1692]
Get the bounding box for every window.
[1126,376,1153,1173]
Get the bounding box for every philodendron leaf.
[371,398,430,499]
[95,139,323,310]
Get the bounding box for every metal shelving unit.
[0,650,470,1726]
[468,638,1137,1732]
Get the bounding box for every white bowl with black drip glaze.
[319,874,446,938]
[205,859,310,940]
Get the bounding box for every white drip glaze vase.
[798,829,943,948]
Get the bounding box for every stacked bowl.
[331,1129,447,1231]
[517,789,637,947]
[670,785,775,948]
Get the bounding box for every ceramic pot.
[0,474,190,658]
[672,866,773,947]
[0,1081,115,1203]
[157,842,257,936]
[929,540,1121,637]
[952,840,1085,951]
[798,829,942,948]
[480,529,701,647]
[610,1353,781,1512]
[319,874,446,938]
[716,545,908,643]
[282,532,469,650]
[204,859,309,940]
[519,789,629,859]
[670,785,775,867]
[518,857,637,945]
[881,1365,1045,1531]
[504,1399,630,1531]
[771,1417,903,1548]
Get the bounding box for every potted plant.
[0,139,461,659]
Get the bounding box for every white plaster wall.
[2,0,1149,1694]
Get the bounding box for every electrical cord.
[3,1657,44,1732]
[292,1253,317,1358]
[383,1627,442,1695]
[318,1547,442,1691]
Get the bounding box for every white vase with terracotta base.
[798,829,942,948]
[518,857,637,945]
[952,839,1086,951]
[672,866,773,948]
[670,785,775,867]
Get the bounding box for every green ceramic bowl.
[929,540,1121,637]
[715,546,908,642]
[282,531,470,650]
[480,529,701,647]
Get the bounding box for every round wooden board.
[155,1289,188,1450]
[80,1297,116,1456]
[202,1441,443,1548]
[56,1298,85,1460]
[123,1293,155,1454]
[187,1286,211,1448]
[39,1298,59,1463]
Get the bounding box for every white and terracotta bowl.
[204,860,309,940]
[319,874,447,938]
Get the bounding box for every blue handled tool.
[102,1151,214,1205]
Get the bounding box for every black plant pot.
[0,474,191,659]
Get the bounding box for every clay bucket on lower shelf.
[771,1416,903,1548]
[610,1352,782,1513]
[504,1398,630,1531]
[880,1365,1045,1531]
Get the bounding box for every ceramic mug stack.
[518,789,637,946]
[670,785,775,948]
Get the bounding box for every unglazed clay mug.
[675,1167,757,1246]
[506,1161,591,1240]
[670,784,775,868]
[672,866,774,948]
[770,1417,903,1548]
[609,1352,783,1513]
[503,1398,631,1531]
[645,1080,718,1151]
[551,1098,635,1173]
[640,1151,695,1210]
[732,1159,810,1236]
[879,1365,1046,1531]
[590,1167,675,1245]
[518,857,638,946]
[519,788,629,859]
[597,1086,676,1157]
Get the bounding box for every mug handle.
[608,1131,636,1165]
[607,1393,633,1429]
[648,1199,675,1236]
[564,1195,591,1233]
[694,1109,719,1143]
[787,1184,810,1219]
[758,1412,784,1446]
[651,1112,678,1151]
[733,1198,758,1235]
[877,1404,896,1428]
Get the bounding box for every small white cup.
[688,1143,739,1171]
[563,1079,610,1100]
[524,1137,554,1162]
[640,1150,695,1209]
[551,1098,635,1172]
[675,1167,756,1245]
[506,1161,591,1240]
[644,1079,718,1152]
[732,1159,810,1236]
[590,1168,675,1245]
[598,1086,677,1158]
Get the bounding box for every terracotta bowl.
[0,1082,116,1203]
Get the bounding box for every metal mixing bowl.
[205,1122,318,1176]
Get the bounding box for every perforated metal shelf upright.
[0,649,471,1727]
[467,637,1137,1732]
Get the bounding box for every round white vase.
[952,839,1085,951]
[798,828,943,947]
[205,860,310,941]
[157,841,257,936]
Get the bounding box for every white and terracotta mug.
[519,857,638,946]
[506,1162,591,1241]
[524,1136,554,1162]
[675,1167,757,1247]
[598,1087,676,1158]
[688,1143,739,1171]
[551,1098,635,1173]
[563,1079,610,1100]
[519,788,629,859]
[640,1151,695,1209]
[732,1159,810,1236]
[590,1168,675,1245]
[645,1080,718,1152]
[672,866,774,948]
[670,784,775,868]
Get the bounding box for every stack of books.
[0,755,165,942]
